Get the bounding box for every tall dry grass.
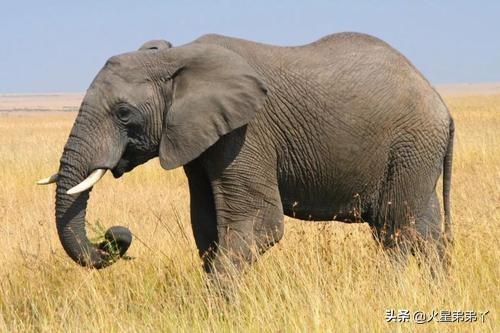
[0,95,498,332]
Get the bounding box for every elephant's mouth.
[111,159,133,178]
[111,149,155,178]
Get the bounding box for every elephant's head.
[39,39,267,268]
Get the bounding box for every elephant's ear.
[158,43,268,170]
[138,39,172,51]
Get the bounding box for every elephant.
[38,32,454,275]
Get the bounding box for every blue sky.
[1,0,499,93]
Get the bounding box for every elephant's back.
[194,32,416,69]
[194,31,393,50]
[194,32,450,130]
[302,33,451,127]
[194,33,442,104]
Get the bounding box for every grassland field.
[0,91,498,332]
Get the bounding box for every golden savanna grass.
[0,94,498,332]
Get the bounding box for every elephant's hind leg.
[374,191,449,276]
[414,192,451,272]
[372,183,448,274]
[371,142,446,267]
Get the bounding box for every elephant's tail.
[443,117,455,244]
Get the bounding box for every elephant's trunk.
[55,135,132,269]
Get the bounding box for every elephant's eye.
[116,106,131,123]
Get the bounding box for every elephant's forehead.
[100,57,146,85]
[90,64,152,101]
[94,71,136,93]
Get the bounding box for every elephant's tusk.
[36,173,59,185]
[67,169,106,195]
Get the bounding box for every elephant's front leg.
[184,162,218,272]
[209,163,284,275]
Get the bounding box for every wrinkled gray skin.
[54,33,454,273]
